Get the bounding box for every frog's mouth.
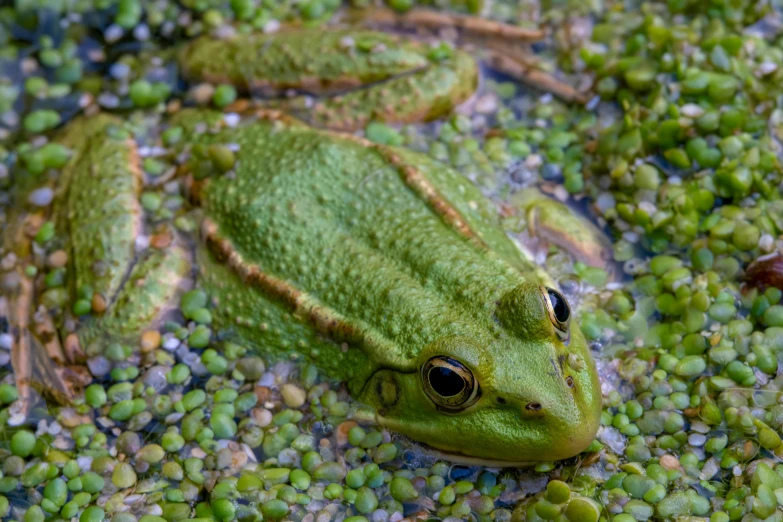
[417,445,535,468]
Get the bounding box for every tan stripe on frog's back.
[201,218,404,369]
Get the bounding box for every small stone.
[688,434,706,447]
[150,231,172,249]
[28,188,54,207]
[280,384,306,408]
[759,233,775,252]
[680,103,705,118]
[104,24,124,43]
[191,84,215,105]
[263,19,281,33]
[87,356,110,377]
[92,293,107,314]
[163,336,180,351]
[474,94,498,114]
[109,63,131,80]
[140,331,161,353]
[253,408,272,428]
[659,454,681,470]
[46,250,68,268]
[133,24,150,41]
[0,333,13,350]
[223,113,240,127]
[759,61,778,75]
[135,236,150,251]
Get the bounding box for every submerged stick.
[482,49,588,104]
[350,7,546,42]
[10,274,77,419]
[10,275,35,419]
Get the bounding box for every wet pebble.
[87,356,111,377]
[109,63,131,80]
[0,333,13,350]
[104,25,124,42]
[28,188,54,207]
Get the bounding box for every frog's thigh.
[59,114,144,304]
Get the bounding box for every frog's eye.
[421,357,479,411]
[542,286,571,341]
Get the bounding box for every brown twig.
[34,306,67,364]
[10,275,34,418]
[349,7,546,42]
[482,49,588,104]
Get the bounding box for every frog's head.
[359,282,602,466]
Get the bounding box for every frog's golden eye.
[421,357,479,411]
[541,286,571,342]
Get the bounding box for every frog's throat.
[384,430,535,468]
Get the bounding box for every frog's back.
[186,110,537,383]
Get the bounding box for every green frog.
[13,22,604,467]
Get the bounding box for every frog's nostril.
[566,376,575,388]
[525,402,542,411]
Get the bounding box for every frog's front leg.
[506,187,618,280]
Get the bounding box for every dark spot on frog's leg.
[549,358,562,379]
[377,373,398,408]
[496,397,506,404]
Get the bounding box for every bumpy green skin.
[56,115,143,302]
[174,109,602,465]
[179,29,478,130]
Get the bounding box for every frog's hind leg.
[4,113,191,407]
[55,114,192,354]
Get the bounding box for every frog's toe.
[9,277,79,420]
[508,187,622,281]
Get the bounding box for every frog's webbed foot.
[347,7,588,104]
[506,187,620,281]
[6,275,81,423]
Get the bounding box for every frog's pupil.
[430,366,464,397]
[547,289,569,322]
